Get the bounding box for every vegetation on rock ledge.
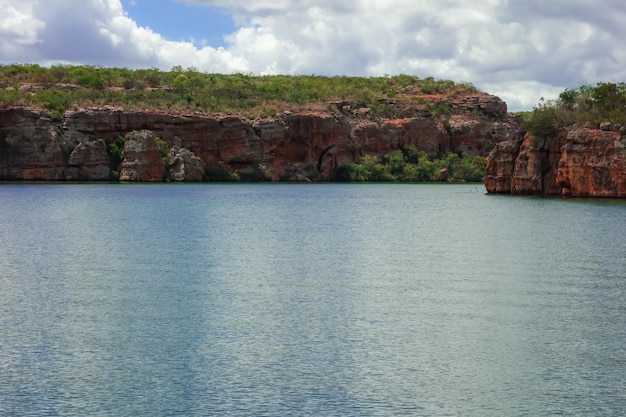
[0,64,497,184]
[524,82,626,143]
[0,64,476,119]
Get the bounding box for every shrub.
[107,136,125,171]
[0,64,476,118]
[370,102,396,118]
[526,102,558,146]
[203,162,240,182]
[155,137,170,162]
[431,100,452,118]
[333,146,487,182]
[239,163,271,182]
[526,82,626,139]
[334,163,371,182]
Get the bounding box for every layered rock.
[483,134,524,194]
[0,108,66,180]
[485,123,626,197]
[448,115,520,156]
[556,126,626,197]
[0,91,519,182]
[168,146,204,182]
[66,138,110,180]
[119,130,166,182]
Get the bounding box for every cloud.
[0,0,246,71]
[171,0,626,109]
[0,0,45,60]
[1,0,625,110]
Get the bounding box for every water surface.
[0,184,624,416]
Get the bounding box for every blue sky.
[1,0,625,111]
[121,0,235,47]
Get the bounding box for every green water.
[0,183,624,416]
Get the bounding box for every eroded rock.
[65,138,110,180]
[1,91,521,183]
[0,107,67,180]
[119,130,165,182]
[168,146,204,182]
[486,124,626,197]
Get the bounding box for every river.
[0,183,624,416]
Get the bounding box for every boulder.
[168,146,204,182]
[65,138,110,180]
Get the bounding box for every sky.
[1,0,625,111]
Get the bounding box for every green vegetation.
[203,162,240,182]
[334,145,486,182]
[155,137,170,162]
[240,163,272,182]
[0,64,476,118]
[525,82,626,143]
[0,64,489,183]
[106,135,125,179]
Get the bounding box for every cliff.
[0,92,518,182]
[485,122,626,197]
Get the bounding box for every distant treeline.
[0,64,477,120]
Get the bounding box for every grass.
[0,64,478,119]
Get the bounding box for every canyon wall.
[0,93,518,182]
[485,122,626,197]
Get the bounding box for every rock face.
[168,146,204,182]
[0,92,519,182]
[485,123,626,197]
[556,126,626,197]
[119,130,166,182]
[0,108,66,180]
[66,139,110,180]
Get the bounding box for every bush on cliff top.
[0,64,477,118]
[526,82,626,142]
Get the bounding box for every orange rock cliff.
[3,90,625,196]
[0,92,517,182]
[485,122,626,197]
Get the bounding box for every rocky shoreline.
[0,92,517,182]
[485,122,626,197]
[2,91,625,197]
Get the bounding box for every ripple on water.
[0,183,625,416]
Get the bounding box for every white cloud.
[0,0,246,71]
[1,0,625,110]
[0,0,45,60]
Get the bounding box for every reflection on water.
[0,184,625,416]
